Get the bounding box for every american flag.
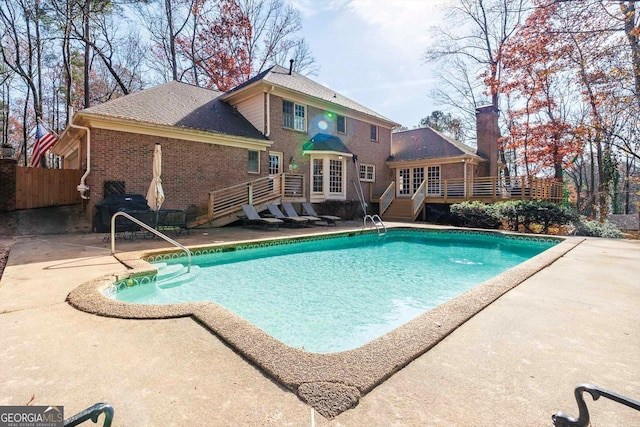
[31,122,58,167]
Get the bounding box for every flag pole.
[23,128,27,167]
[37,118,60,138]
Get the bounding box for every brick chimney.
[475,104,499,177]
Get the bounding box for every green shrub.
[450,201,501,229]
[495,200,578,233]
[450,200,578,234]
[574,218,623,238]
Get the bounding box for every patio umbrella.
[146,143,165,210]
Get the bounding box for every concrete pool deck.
[0,223,639,426]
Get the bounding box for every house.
[51,63,399,226]
[380,105,562,221]
[51,64,560,229]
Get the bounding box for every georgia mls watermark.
[0,406,63,427]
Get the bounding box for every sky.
[287,0,451,129]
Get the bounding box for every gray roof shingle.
[390,127,481,162]
[80,81,267,140]
[302,133,353,154]
[226,65,398,126]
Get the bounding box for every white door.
[269,152,282,193]
[427,166,441,196]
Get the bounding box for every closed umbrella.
[146,143,165,211]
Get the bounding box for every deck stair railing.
[206,173,305,223]
[110,211,191,272]
[208,175,279,220]
[379,181,395,215]
[411,179,427,219]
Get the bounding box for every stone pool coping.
[66,226,583,419]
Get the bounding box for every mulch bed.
[0,212,17,280]
[0,246,8,280]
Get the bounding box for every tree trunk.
[166,0,178,81]
[622,1,640,106]
[84,0,91,108]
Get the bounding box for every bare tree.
[238,0,317,77]
[424,0,529,176]
[136,0,194,82]
[0,0,50,164]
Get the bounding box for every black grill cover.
[93,193,151,232]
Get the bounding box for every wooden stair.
[381,199,416,222]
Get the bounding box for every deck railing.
[282,173,304,199]
[426,176,562,203]
[208,173,305,221]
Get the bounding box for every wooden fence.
[15,167,83,209]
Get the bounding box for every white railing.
[411,179,427,217]
[379,181,395,215]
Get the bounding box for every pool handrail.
[110,211,191,272]
[364,214,386,236]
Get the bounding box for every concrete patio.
[0,220,638,426]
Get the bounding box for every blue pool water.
[112,230,557,353]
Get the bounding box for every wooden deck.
[379,176,563,221]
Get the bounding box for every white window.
[283,100,306,131]
[329,159,343,193]
[313,159,323,193]
[370,124,378,141]
[248,150,259,173]
[294,104,306,131]
[337,115,346,134]
[359,164,375,182]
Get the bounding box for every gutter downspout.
[265,85,274,137]
[68,110,91,199]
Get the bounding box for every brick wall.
[85,128,266,220]
[0,159,16,211]
[268,94,394,201]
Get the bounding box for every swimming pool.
[110,229,558,353]
[70,225,576,418]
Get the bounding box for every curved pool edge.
[65,227,584,419]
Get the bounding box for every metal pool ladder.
[352,177,386,237]
[110,211,191,272]
[364,214,386,236]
